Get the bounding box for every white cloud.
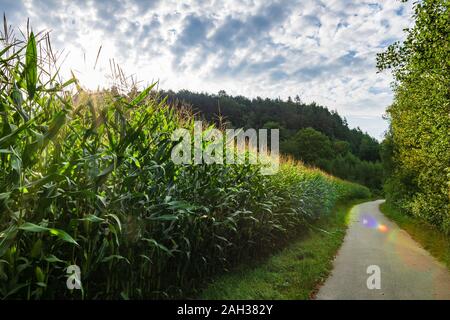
[1,0,414,139]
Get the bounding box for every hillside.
[161,90,383,191]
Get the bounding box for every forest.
[161,90,383,192]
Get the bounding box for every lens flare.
[361,214,389,233]
[377,224,388,232]
[361,214,377,228]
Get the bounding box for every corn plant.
[0,21,370,299]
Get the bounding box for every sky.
[1,0,414,140]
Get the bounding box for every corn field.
[0,24,370,299]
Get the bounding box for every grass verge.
[198,199,366,299]
[380,202,450,270]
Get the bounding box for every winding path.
[316,200,450,300]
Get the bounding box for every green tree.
[358,136,380,161]
[333,140,351,156]
[377,0,450,233]
[281,128,333,165]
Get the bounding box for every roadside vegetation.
[380,202,450,270]
[377,0,449,234]
[0,21,370,299]
[199,200,364,299]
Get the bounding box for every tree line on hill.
[158,89,383,192]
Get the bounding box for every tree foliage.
[162,90,383,191]
[377,0,450,233]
